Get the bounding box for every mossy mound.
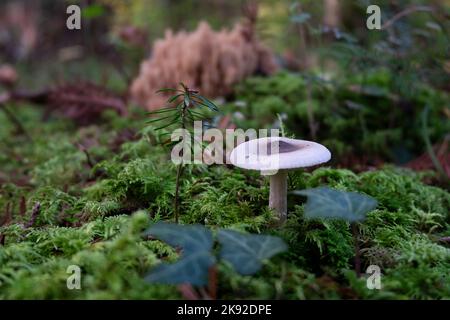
[0,105,448,299]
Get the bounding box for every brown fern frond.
[406,140,450,179]
[46,82,127,124]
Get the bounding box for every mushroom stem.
[269,170,287,225]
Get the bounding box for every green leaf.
[345,100,366,110]
[354,85,389,97]
[217,229,287,275]
[293,187,378,222]
[82,4,105,19]
[184,94,190,108]
[154,118,180,131]
[146,107,176,115]
[156,88,181,93]
[168,94,183,103]
[290,13,311,24]
[143,222,213,254]
[144,251,215,286]
[144,223,215,286]
[146,114,176,124]
[192,93,219,112]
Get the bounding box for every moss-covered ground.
[0,93,449,299]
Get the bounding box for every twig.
[174,164,184,223]
[77,143,95,168]
[10,89,49,104]
[173,94,189,223]
[0,92,9,104]
[198,287,212,300]
[293,2,308,68]
[19,196,27,216]
[351,223,361,276]
[0,102,32,141]
[0,202,13,245]
[208,266,218,300]
[0,202,12,226]
[306,84,317,140]
[439,236,450,243]
[177,284,200,300]
[23,202,40,228]
[381,5,435,30]
[421,106,447,179]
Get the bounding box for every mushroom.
[229,137,331,225]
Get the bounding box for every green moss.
[0,104,449,300]
[232,71,450,162]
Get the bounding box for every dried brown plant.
[3,82,127,126]
[45,82,128,125]
[131,20,278,110]
[0,64,18,89]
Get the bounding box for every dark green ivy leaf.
[293,187,378,222]
[145,251,215,286]
[143,222,213,254]
[144,223,215,286]
[217,229,287,275]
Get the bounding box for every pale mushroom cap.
[229,137,331,172]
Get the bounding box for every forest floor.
[0,97,449,299]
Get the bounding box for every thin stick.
[24,202,40,228]
[306,84,317,140]
[19,196,27,216]
[174,164,184,223]
[177,284,200,300]
[77,143,95,168]
[208,266,218,300]
[173,96,189,223]
[381,5,435,30]
[0,103,32,141]
[439,236,450,243]
[421,106,447,179]
[352,223,361,276]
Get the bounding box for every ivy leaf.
[144,223,215,286]
[143,222,213,254]
[293,187,378,222]
[145,251,215,286]
[217,229,287,275]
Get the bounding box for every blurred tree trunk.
[323,0,340,28]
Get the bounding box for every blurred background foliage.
[1,0,448,86]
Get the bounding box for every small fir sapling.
[145,83,219,223]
